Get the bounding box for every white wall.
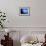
[0,0,46,27]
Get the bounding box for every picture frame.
[19,7,30,16]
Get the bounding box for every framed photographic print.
[19,7,30,16]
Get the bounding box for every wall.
[0,0,46,27]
